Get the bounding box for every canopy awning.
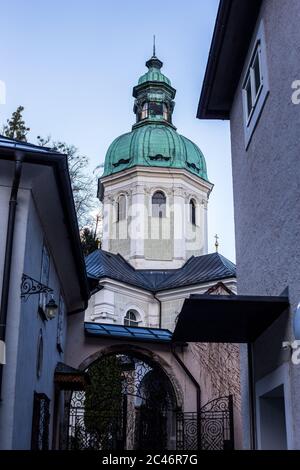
[85,322,173,344]
[172,294,289,343]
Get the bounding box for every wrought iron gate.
[62,354,234,451]
[62,353,176,450]
[176,395,234,450]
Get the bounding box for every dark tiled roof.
[85,250,236,292]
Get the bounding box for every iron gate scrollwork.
[62,353,177,450]
[176,395,234,450]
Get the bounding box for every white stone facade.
[100,166,212,269]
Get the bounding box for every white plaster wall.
[100,167,212,269]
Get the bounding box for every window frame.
[117,194,126,222]
[141,102,148,120]
[152,190,166,218]
[31,392,50,450]
[243,42,263,126]
[36,329,43,379]
[56,293,65,353]
[241,20,269,149]
[124,310,139,327]
[189,199,196,226]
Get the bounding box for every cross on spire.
[215,234,219,253]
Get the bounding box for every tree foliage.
[37,136,100,230]
[81,227,100,256]
[3,106,30,141]
[84,356,123,448]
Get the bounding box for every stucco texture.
[230,0,300,449]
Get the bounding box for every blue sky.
[0,0,235,261]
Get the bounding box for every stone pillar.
[101,192,113,251]
[173,187,185,263]
[129,185,145,267]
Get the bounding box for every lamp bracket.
[21,274,53,301]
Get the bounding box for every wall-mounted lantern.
[21,274,58,320]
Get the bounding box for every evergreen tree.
[3,106,30,141]
[83,356,123,449]
[81,227,100,256]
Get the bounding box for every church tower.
[98,51,213,269]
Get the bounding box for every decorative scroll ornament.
[21,274,53,301]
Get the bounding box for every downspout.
[247,342,256,449]
[0,151,24,399]
[153,292,162,329]
[171,342,201,450]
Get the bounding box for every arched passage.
[64,346,182,450]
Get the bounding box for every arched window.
[163,103,168,121]
[190,199,196,225]
[141,102,148,120]
[124,310,138,327]
[117,195,126,221]
[152,191,166,218]
[149,102,163,117]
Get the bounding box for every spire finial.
[153,34,156,57]
[215,234,219,253]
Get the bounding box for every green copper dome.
[138,69,171,86]
[102,124,208,179]
[102,52,208,181]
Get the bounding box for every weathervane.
[215,234,219,253]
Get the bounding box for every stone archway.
[64,345,183,450]
[79,343,184,410]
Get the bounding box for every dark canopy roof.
[172,294,289,343]
[85,250,236,292]
[197,0,262,119]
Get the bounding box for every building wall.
[82,277,242,447]
[230,0,300,448]
[0,177,68,449]
[0,181,29,449]
[11,197,67,449]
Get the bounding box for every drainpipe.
[247,342,256,449]
[0,151,24,399]
[171,342,201,450]
[153,293,162,329]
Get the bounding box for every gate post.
[197,412,202,450]
[228,394,234,450]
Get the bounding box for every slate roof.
[85,250,236,293]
